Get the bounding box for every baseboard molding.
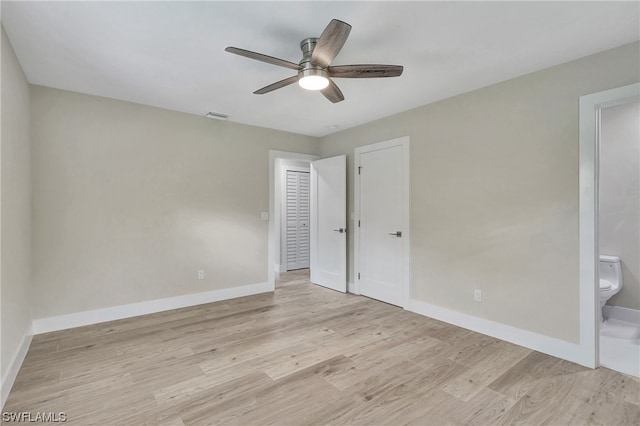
[603,305,640,324]
[1,324,33,410]
[274,264,281,274]
[347,281,360,295]
[32,282,271,335]
[405,298,592,368]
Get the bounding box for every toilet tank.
[600,255,622,284]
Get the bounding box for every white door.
[310,155,347,292]
[356,139,409,306]
[285,170,310,270]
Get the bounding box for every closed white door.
[310,155,347,292]
[285,170,310,270]
[357,140,408,306]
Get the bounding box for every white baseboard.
[603,305,640,325]
[32,282,271,335]
[274,264,281,273]
[1,324,33,410]
[405,298,592,368]
[347,281,360,295]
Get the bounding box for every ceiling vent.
[205,111,229,120]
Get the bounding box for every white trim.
[347,281,360,295]
[274,264,282,274]
[579,83,640,368]
[32,282,270,334]
[1,324,33,410]
[354,136,410,307]
[406,298,593,367]
[603,305,640,325]
[269,150,319,291]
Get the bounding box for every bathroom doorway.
[579,83,640,377]
[598,99,640,377]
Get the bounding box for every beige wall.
[30,86,319,318]
[600,100,640,311]
[1,27,32,377]
[320,42,640,343]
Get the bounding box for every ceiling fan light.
[298,68,329,91]
[299,75,329,91]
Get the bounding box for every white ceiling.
[2,1,638,137]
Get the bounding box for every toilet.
[600,255,623,321]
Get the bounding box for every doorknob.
[389,231,402,237]
[333,228,347,233]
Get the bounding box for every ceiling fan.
[225,19,403,103]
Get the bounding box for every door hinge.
[358,272,360,280]
[358,166,362,175]
[358,220,360,227]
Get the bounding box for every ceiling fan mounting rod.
[300,38,319,58]
[299,37,321,70]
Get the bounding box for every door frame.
[281,165,311,272]
[578,82,639,368]
[353,136,410,306]
[269,150,319,291]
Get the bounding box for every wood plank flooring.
[4,269,640,425]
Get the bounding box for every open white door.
[310,155,347,292]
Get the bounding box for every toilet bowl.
[600,255,623,321]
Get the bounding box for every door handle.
[333,228,347,233]
[389,231,402,237]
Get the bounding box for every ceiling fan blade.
[329,64,404,78]
[254,75,299,94]
[311,19,352,68]
[225,47,301,71]
[321,79,344,103]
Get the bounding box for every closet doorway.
[268,151,317,290]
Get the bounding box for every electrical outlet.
[197,270,205,280]
[474,289,482,302]
[260,211,269,220]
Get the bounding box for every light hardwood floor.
[4,270,640,425]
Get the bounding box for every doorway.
[597,99,640,377]
[268,151,318,291]
[354,137,410,307]
[578,82,640,370]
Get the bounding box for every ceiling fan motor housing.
[298,37,328,81]
[298,37,327,77]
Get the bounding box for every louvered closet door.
[286,170,310,270]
